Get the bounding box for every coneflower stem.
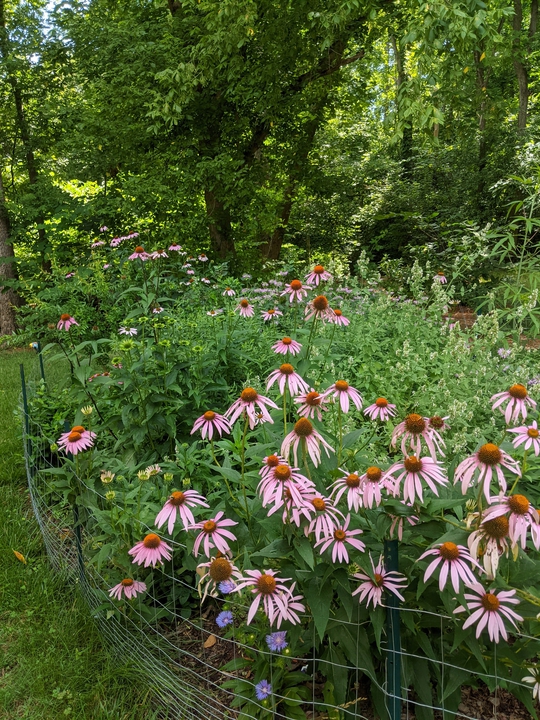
[338,404,343,466]
[301,439,312,481]
[239,417,253,538]
[305,314,318,362]
[319,323,336,381]
[283,387,287,435]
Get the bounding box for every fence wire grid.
[19,358,539,720]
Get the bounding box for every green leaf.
[305,577,333,641]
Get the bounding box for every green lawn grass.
[0,350,160,719]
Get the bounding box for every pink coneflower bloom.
[191,512,238,557]
[191,410,231,440]
[454,584,522,643]
[281,417,334,467]
[169,244,183,251]
[236,299,254,317]
[364,397,396,421]
[99,225,108,232]
[509,420,540,455]
[57,425,96,455]
[491,384,537,423]
[281,279,311,303]
[155,489,209,533]
[128,246,150,261]
[266,363,309,396]
[294,389,328,421]
[272,337,302,356]
[57,313,79,331]
[129,533,173,567]
[427,415,450,454]
[266,481,315,527]
[201,277,211,284]
[182,262,192,269]
[419,542,482,593]
[222,287,236,297]
[389,503,419,540]
[258,462,314,507]
[119,327,138,336]
[330,471,363,511]
[315,515,365,563]
[196,555,243,601]
[321,380,363,413]
[207,309,223,317]
[234,569,304,627]
[306,494,344,541]
[259,454,286,481]
[433,271,447,283]
[261,308,283,322]
[391,413,441,459]
[468,515,510,580]
[330,308,350,326]
[225,387,278,429]
[152,307,164,314]
[360,466,393,509]
[110,237,122,247]
[352,555,407,608]
[186,269,195,275]
[91,240,105,248]
[304,295,334,322]
[103,264,110,270]
[305,264,332,286]
[384,456,447,504]
[109,578,147,601]
[198,254,208,262]
[150,249,168,259]
[481,494,540,550]
[454,443,521,503]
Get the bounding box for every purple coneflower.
[201,277,211,284]
[191,512,238,557]
[266,481,314,527]
[119,327,137,336]
[306,494,344,541]
[315,515,365,563]
[509,420,540,455]
[391,413,440,459]
[261,308,283,322]
[258,462,314,508]
[222,287,236,297]
[330,308,350,326]
[352,555,407,608]
[272,337,302,356]
[150,249,168,259]
[321,380,363,413]
[152,307,164,314]
[364,397,396,422]
[266,363,309,396]
[359,466,390,509]
[294,389,328,421]
[234,569,305,626]
[384,455,447,504]
[433,271,447,283]
[236,299,254,317]
[57,425,96,455]
[522,668,540,700]
[419,542,482,592]
[330,471,363,512]
[128,246,150,261]
[197,555,243,600]
[91,240,105,248]
[281,417,334,467]
[99,225,108,232]
[281,279,310,303]
[109,578,147,601]
[155,489,209,533]
[454,443,521,502]
[491,384,537,423]
[259,454,286,480]
[226,387,278,429]
[198,254,208,262]
[304,294,334,322]
[129,533,172,567]
[481,494,540,550]
[57,314,79,331]
[305,264,332,286]
[266,631,288,652]
[207,309,223,317]
[191,410,231,440]
[454,584,522,643]
[468,515,510,579]
[389,503,419,540]
[169,244,183,251]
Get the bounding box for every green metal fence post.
[37,341,46,384]
[384,538,402,720]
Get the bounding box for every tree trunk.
[474,48,488,210]
[390,35,413,177]
[204,189,235,259]
[513,0,529,132]
[0,171,20,336]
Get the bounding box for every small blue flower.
[266,631,288,652]
[219,580,236,595]
[216,611,233,628]
[255,679,272,701]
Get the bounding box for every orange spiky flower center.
[72,425,85,433]
[143,533,161,549]
[60,313,71,321]
[404,456,423,473]
[305,391,321,406]
[68,431,82,442]
[266,455,280,468]
[334,529,346,541]
[203,520,217,534]
[509,384,527,399]
[313,295,329,311]
[209,557,233,582]
[240,299,250,308]
[508,494,530,515]
[267,309,275,315]
[374,573,384,586]
[169,491,186,506]
[404,413,426,434]
[527,427,539,438]
[483,516,509,539]
[481,593,500,611]
[346,473,360,488]
[334,309,343,317]
[135,246,145,253]
[366,467,382,482]
[203,411,216,421]
[335,380,349,392]
[312,497,326,511]
[294,418,313,437]
[282,337,292,345]
[241,387,258,402]
[314,265,325,274]
[477,443,502,466]
[121,578,134,587]
[439,542,460,560]
[429,416,444,429]
[375,398,388,408]
[279,363,295,375]
[274,464,291,481]
[256,574,277,594]
[290,279,302,291]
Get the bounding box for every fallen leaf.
[203,634,217,648]
[13,550,27,564]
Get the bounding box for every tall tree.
[0,168,20,335]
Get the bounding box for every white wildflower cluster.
[355,250,371,280]
[408,260,424,300]
[474,310,500,346]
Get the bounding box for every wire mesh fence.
[19,354,540,720]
